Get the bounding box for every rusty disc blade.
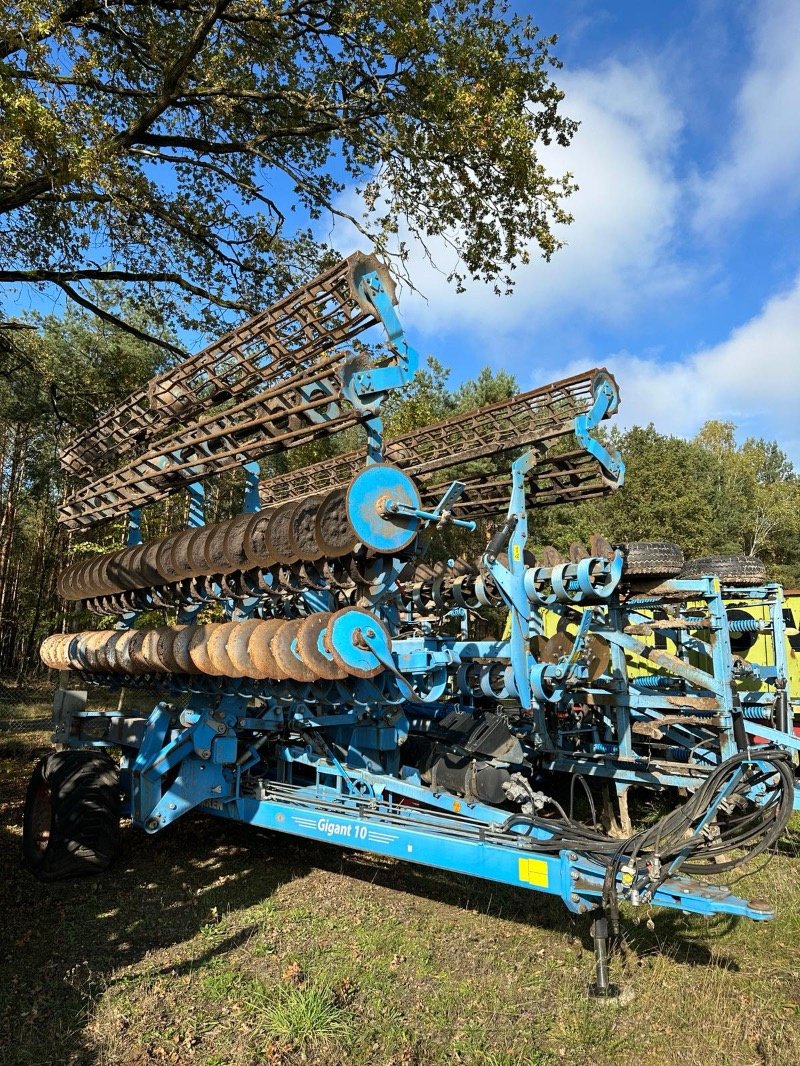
[105,548,136,594]
[170,530,198,581]
[289,495,325,561]
[172,626,202,674]
[206,621,241,677]
[138,629,163,672]
[271,618,317,682]
[539,545,564,568]
[56,568,71,601]
[584,634,611,681]
[188,625,218,675]
[539,630,610,683]
[60,633,81,670]
[79,558,102,598]
[539,631,572,664]
[65,558,92,600]
[69,562,91,600]
[223,512,256,571]
[226,619,264,678]
[79,558,100,598]
[296,613,346,680]
[55,633,76,669]
[83,631,109,671]
[124,544,150,590]
[152,626,184,672]
[81,558,104,601]
[315,488,357,558]
[569,542,590,563]
[248,619,286,678]
[243,510,276,568]
[91,631,113,672]
[184,526,216,578]
[139,538,165,587]
[39,634,61,669]
[77,626,99,669]
[127,630,152,673]
[137,628,169,672]
[268,500,303,565]
[204,521,232,575]
[94,555,117,597]
[155,532,184,584]
[111,630,138,673]
[102,631,127,672]
[589,532,616,560]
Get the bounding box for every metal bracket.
[573,372,625,486]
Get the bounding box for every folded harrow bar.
[59,253,390,481]
[422,449,615,520]
[59,253,410,531]
[259,370,616,507]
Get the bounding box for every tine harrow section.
[260,369,606,507]
[59,355,358,532]
[59,253,388,481]
[422,450,616,520]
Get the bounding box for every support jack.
[587,910,621,1001]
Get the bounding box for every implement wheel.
[680,554,767,586]
[22,750,120,882]
[622,541,684,578]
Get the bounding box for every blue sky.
[327,0,800,465]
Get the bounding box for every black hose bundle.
[502,747,794,925]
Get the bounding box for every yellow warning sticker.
[518,857,549,888]
[512,544,521,561]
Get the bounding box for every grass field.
[1,682,799,1066]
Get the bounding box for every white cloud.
[694,0,800,228]
[594,272,800,462]
[328,59,684,343]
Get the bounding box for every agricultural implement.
[26,252,797,996]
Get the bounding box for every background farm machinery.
[25,252,797,996]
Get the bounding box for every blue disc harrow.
[28,252,797,996]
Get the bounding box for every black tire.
[22,750,120,882]
[622,541,684,578]
[679,554,767,586]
